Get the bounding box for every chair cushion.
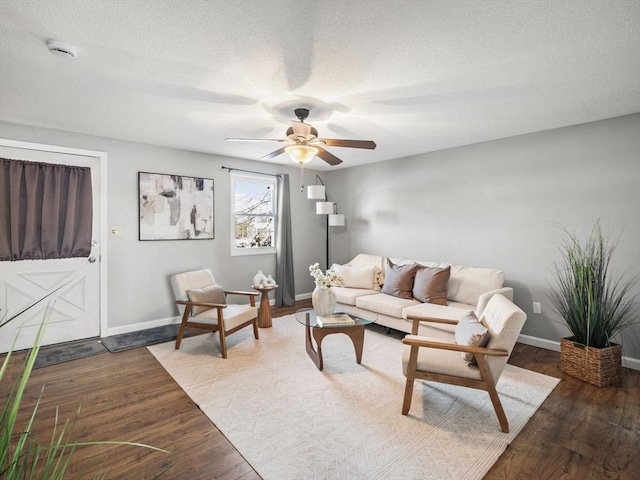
[331,264,376,289]
[187,284,226,315]
[195,304,257,330]
[455,311,490,363]
[382,259,418,299]
[412,265,450,305]
[402,335,482,380]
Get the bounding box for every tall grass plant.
[550,222,638,349]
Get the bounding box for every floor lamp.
[308,176,345,270]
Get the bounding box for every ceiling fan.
[226,108,376,166]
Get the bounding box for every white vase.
[253,270,267,287]
[265,274,276,286]
[312,286,336,316]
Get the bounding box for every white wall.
[0,121,325,333]
[327,114,640,362]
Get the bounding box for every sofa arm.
[475,287,514,317]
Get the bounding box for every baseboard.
[518,334,640,371]
[296,292,312,301]
[105,316,181,337]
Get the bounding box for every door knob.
[88,257,96,263]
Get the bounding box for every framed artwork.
[138,171,214,240]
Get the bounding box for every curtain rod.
[221,166,282,178]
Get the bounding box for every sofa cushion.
[356,293,420,318]
[382,259,418,299]
[331,264,376,289]
[412,265,450,305]
[447,265,505,305]
[187,284,226,315]
[332,286,378,306]
[455,311,490,363]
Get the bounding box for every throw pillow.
[332,264,376,289]
[412,265,451,305]
[381,259,418,300]
[187,284,226,315]
[454,311,490,363]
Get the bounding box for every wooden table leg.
[257,291,272,328]
[305,325,366,370]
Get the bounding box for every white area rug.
[148,316,559,479]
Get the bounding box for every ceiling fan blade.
[315,146,343,166]
[226,137,290,143]
[261,147,289,160]
[320,139,377,150]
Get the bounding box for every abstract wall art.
[138,172,214,240]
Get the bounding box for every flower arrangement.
[309,263,344,289]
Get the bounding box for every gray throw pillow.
[187,284,226,315]
[412,265,450,305]
[381,259,418,300]
[454,311,490,363]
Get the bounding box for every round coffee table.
[295,308,375,371]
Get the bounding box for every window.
[230,172,277,256]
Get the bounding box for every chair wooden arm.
[176,300,227,309]
[405,314,459,325]
[401,336,508,357]
[223,290,258,307]
[405,314,462,334]
[224,290,258,297]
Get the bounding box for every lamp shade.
[328,214,345,226]
[307,184,326,200]
[316,201,334,215]
[285,145,317,164]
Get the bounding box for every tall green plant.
[1,296,170,479]
[550,222,638,348]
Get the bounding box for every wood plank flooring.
[2,300,638,479]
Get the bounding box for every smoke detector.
[46,40,77,59]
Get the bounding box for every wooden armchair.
[402,294,526,433]
[170,269,259,358]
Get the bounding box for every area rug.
[148,316,559,479]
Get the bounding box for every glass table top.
[294,308,375,328]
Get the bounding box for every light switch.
[532,302,542,314]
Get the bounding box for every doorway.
[0,139,107,353]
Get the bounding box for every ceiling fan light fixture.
[285,145,317,165]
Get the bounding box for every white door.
[0,141,103,353]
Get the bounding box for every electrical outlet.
[532,302,542,314]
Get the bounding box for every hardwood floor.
[2,299,638,479]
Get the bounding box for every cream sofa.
[331,254,514,340]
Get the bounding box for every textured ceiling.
[1,0,639,170]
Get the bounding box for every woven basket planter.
[560,337,622,387]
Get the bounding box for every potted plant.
[550,222,638,387]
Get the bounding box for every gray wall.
[327,114,640,361]
[1,121,325,332]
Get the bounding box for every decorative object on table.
[550,221,638,387]
[309,263,344,316]
[265,274,276,286]
[253,270,267,288]
[316,314,355,327]
[138,171,214,241]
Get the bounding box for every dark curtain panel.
[0,158,93,261]
[275,174,295,306]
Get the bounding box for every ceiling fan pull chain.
[299,162,305,192]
